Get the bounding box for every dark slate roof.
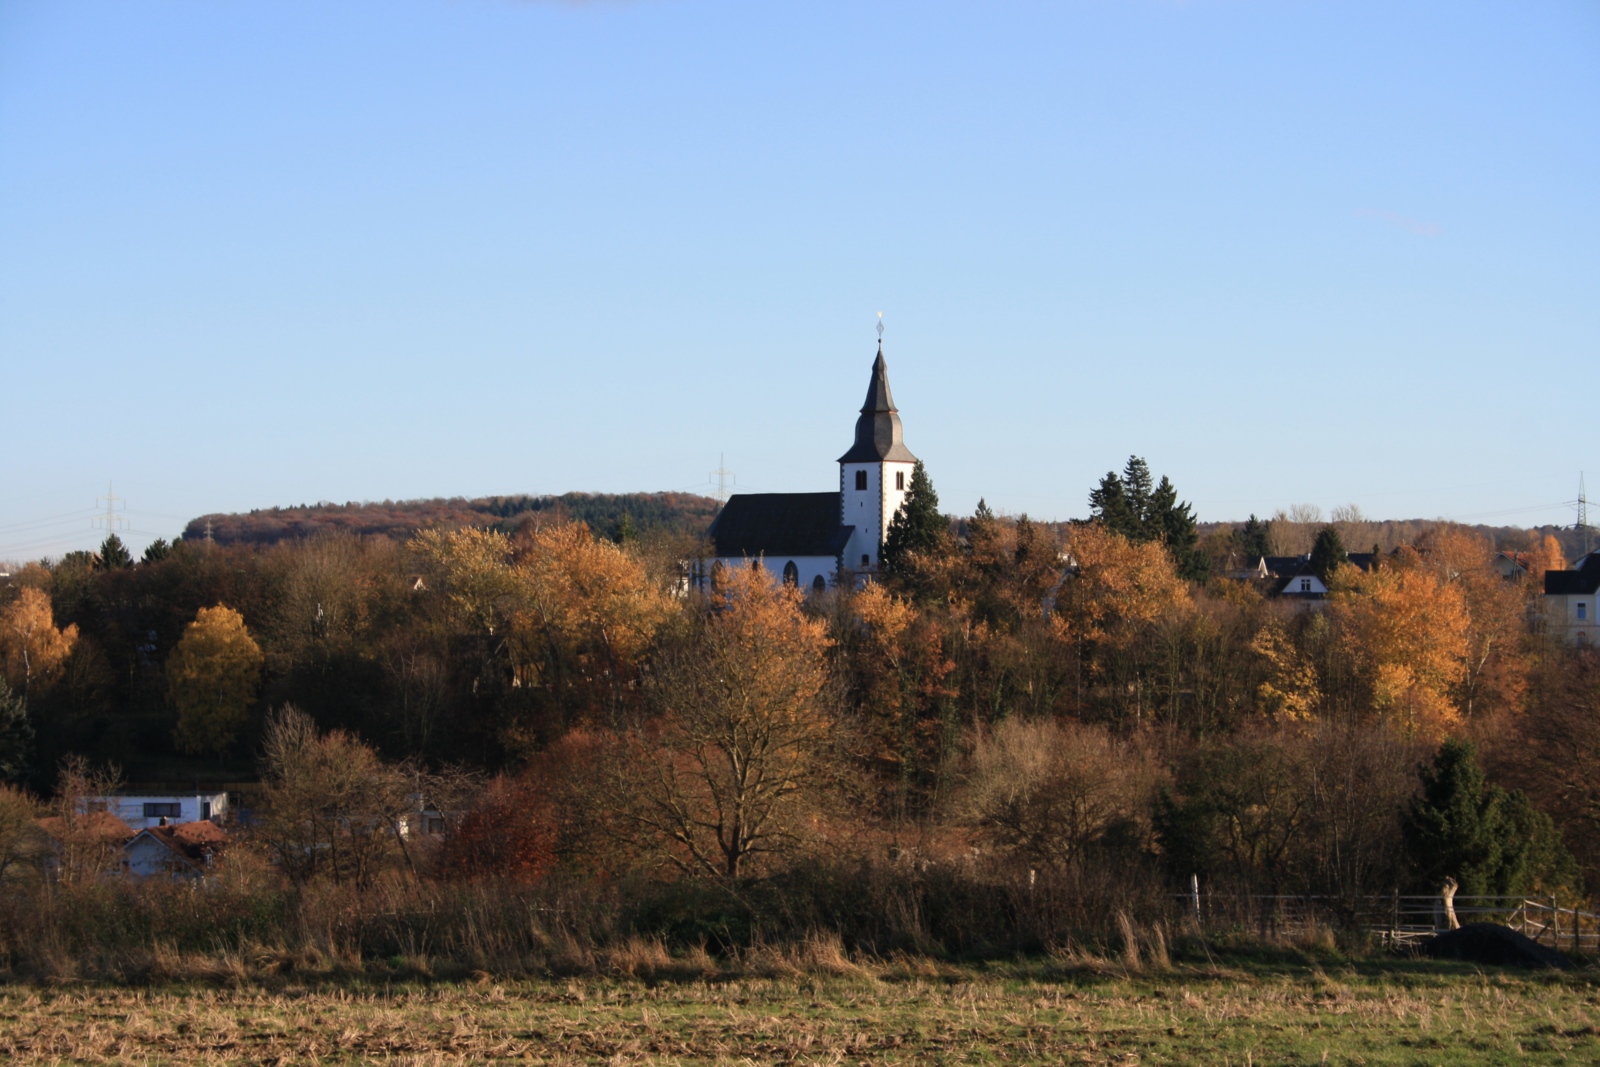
[838,345,918,464]
[709,493,853,558]
[1545,552,1600,596]
[1263,552,1378,596]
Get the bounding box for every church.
[701,341,916,592]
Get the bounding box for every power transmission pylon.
[92,481,127,537]
[709,454,736,505]
[1577,473,1592,557]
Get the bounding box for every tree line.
[0,457,1595,949]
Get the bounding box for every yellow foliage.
[1057,523,1190,646]
[410,527,520,636]
[1330,564,1470,739]
[514,521,674,676]
[168,605,264,757]
[1252,623,1320,720]
[0,587,78,699]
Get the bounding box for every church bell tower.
[838,340,916,575]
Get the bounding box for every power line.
[91,481,128,540]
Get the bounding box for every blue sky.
[1,0,1596,558]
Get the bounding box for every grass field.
[2,955,1597,1065]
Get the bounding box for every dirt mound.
[1423,923,1571,969]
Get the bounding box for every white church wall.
[714,555,839,593]
[841,460,915,572]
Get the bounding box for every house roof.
[129,821,229,867]
[709,493,853,558]
[1263,553,1378,596]
[838,345,918,464]
[1546,552,1600,596]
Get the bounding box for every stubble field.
[1,958,1597,1065]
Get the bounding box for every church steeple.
[838,342,917,464]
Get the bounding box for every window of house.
[861,554,871,567]
[855,470,868,491]
[1299,578,1311,593]
[201,801,212,821]
[1581,602,1590,621]
[143,802,181,819]
[425,816,446,835]
[896,471,905,490]
[782,561,799,586]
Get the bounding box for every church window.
[812,574,826,593]
[751,560,761,572]
[855,470,868,491]
[896,471,905,490]
[861,554,870,568]
[782,561,798,586]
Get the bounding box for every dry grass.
[1,958,1597,1065]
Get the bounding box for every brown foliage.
[0,586,78,700]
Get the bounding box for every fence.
[1176,888,1600,953]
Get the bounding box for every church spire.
[839,340,916,464]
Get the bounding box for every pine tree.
[1308,526,1348,583]
[0,679,32,784]
[613,512,638,546]
[1087,471,1133,537]
[1233,514,1272,560]
[1089,457,1205,578]
[1402,740,1577,896]
[141,538,172,564]
[882,461,946,575]
[96,533,133,571]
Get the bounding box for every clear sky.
[1,0,1596,558]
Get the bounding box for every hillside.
[183,492,721,546]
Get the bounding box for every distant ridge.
[183,492,720,546]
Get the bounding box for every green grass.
[2,956,1598,1064]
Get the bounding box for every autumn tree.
[612,566,836,881]
[0,586,78,702]
[257,705,416,889]
[1329,563,1470,738]
[0,782,40,882]
[963,717,1153,868]
[508,520,675,736]
[168,605,264,758]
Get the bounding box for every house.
[81,790,229,830]
[122,819,229,880]
[699,340,916,590]
[1544,551,1600,647]
[33,811,135,880]
[1247,553,1379,602]
[1493,552,1533,581]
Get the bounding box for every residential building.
[1544,551,1600,647]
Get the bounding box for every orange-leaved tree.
[510,521,675,726]
[1329,562,1470,739]
[0,586,78,702]
[616,566,835,881]
[168,605,264,757]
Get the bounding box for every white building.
[83,791,228,830]
[700,342,917,590]
[1544,551,1600,647]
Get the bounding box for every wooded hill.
[183,492,721,546]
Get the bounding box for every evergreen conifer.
[141,538,172,564]
[1308,526,1348,583]
[882,461,945,575]
[1402,740,1578,896]
[96,533,133,570]
[1233,514,1273,560]
[0,679,32,784]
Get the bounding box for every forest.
[0,457,1597,979]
